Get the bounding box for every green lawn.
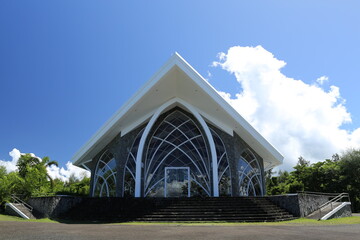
[0,214,56,223]
[1,214,359,226]
[113,216,360,226]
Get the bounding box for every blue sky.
[1,1,360,175]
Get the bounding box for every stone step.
[142,213,294,218]
[134,216,295,222]
[60,196,297,223]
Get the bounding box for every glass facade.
[238,149,263,196]
[92,108,264,198]
[123,129,144,197]
[143,110,211,197]
[93,150,117,197]
[211,128,231,196]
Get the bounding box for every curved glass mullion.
[161,120,208,170]
[246,174,258,196]
[144,110,212,197]
[238,159,251,184]
[145,120,191,174]
[144,139,210,192]
[93,150,117,197]
[217,152,227,170]
[239,174,252,196]
[178,137,210,178]
[218,165,229,184]
[145,176,165,197]
[248,172,263,195]
[98,175,109,197]
[145,140,175,178]
[158,139,210,191]
[105,171,116,183]
[190,177,211,196]
[238,149,263,196]
[97,159,116,177]
[125,166,135,180]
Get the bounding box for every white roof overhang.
[72,53,283,170]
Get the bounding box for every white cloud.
[316,75,329,85]
[47,161,90,182]
[213,45,360,170]
[0,148,21,173]
[0,148,90,181]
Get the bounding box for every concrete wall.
[327,203,352,219]
[297,193,330,217]
[268,193,332,217]
[268,194,301,217]
[27,196,83,218]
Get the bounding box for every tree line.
[0,154,90,209]
[266,149,360,212]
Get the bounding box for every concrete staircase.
[306,193,352,220]
[61,197,296,222]
[5,203,36,219]
[134,197,295,222]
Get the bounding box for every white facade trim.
[120,111,154,137]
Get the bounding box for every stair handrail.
[11,195,33,212]
[317,192,350,220]
[298,191,339,197]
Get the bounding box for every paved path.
[0,221,359,240]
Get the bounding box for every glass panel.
[165,168,189,197]
[210,128,232,196]
[238,149,263,196]
[123,129,144,197]
[93,150,117,197]
[144,110,211,197]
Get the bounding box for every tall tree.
[41,156,59,191]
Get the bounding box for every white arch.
[134,97,219,197]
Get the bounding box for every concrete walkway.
[0,221,360,240]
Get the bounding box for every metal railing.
[298,191,340,197]
[317,193,350,220]
[11,195,33,212]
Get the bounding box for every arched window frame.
[123,128,144,197]
[134,98,219,197]
[93,150,117,197]
[210,128,232,196]
[143,110,212,197]
[238,148,263,196]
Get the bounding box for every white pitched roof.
[73,53,283,170]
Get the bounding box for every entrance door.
[164,167,190,197]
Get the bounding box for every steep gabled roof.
[73,53,283,170]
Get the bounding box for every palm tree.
[16,154,41,178]
[41,156,59,191]
[17,154,59,192]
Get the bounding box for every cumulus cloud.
[0,148,21,173]
[0,148,90,181]
[213,46,360,170]
[47,162,90,182]
[316,76,329,85]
